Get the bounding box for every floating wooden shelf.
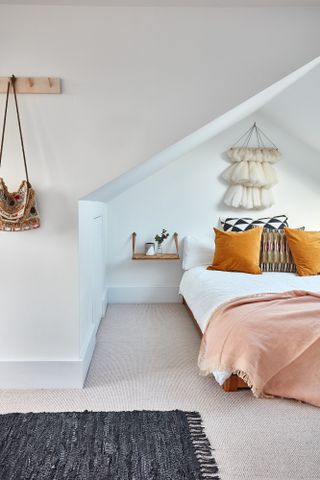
[132,232,180,260]
[133,253,179,260]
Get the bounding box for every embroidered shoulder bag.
[0,75,40,231]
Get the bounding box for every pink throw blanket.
[198,290,320,407]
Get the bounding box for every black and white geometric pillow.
[220,215,289,232]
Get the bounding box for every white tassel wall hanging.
[223,122,281,209]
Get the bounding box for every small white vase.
[145,243,155,256]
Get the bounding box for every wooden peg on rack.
[48,77,52,88]
[28,77,34,88]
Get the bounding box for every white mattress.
[179,267,320,384]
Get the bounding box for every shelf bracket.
[132,232,137,259]
[173,232,179,256]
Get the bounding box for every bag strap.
[0,75,30,185]
[0,81,10,172]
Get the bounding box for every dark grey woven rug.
[0,410,219,480]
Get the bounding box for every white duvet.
[179,267,320,384]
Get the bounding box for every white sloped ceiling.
[84,56,320,202]
[261,65,320,154]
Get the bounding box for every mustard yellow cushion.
[284,228,320,276]
[208,227,263,274]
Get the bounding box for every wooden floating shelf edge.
[132,254,180,260]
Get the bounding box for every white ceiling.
[261,64,320,153]
[1,0,320,6]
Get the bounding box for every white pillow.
[182,235,214,271]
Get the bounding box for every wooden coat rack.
[0,77,61,94]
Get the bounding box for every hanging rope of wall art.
[223,122,281,209]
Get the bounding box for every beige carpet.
[0,304,319,480]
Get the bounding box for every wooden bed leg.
[223,375,239,392]
[223,374,249,392]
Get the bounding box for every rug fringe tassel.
[186,412,220,480]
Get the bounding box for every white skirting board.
[0,325,97,390]
[102,286,109,315]
[0,360,84,389]
[81,321,98,385]
[108,286,182,304]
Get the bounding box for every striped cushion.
[260,228,304,273]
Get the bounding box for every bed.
[180,266,320,392]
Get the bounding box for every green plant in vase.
[154,228,169,255]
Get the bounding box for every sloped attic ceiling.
[83,56,320,203]
[262,65,320,153]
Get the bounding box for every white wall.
[1,4,320,386]
[106,113,320,302]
